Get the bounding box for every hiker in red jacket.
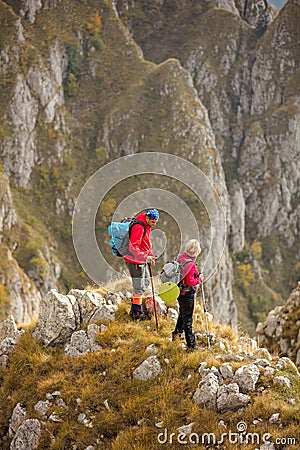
[124,208,159,320]
[172,239,202,351]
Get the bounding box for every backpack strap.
[178,259,195,289]
[124,219,147,258]
[178,259,194,272]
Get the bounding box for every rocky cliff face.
[0,0,238,325]
[0,1,66,321]
[114,0,300,326]
[0,171,40,322]
[101,57,236,323]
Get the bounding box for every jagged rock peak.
[256,284,300,367]
[235,0,278,29]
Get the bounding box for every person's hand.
[146,256,156,267]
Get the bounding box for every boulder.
[0,315,24,343]
[217,383,251,412]
[9,403,27,438]
[255,348,272,361]
[167,308,178,322]
[10,418,42,450]
[32,290,77,346]
[133,356,162,381]
[219,364,234,381]
[144,295,167,317]
[259,443,276,450]
[34,400,51,418]
[0,316,24,367]
[269,413,280,423]
[65,324,102,358]
[254,359,271,368]
[233,364,260,392]
[68,289,115,325]
[33,289,116,347]
[264,366,275,377]
[192,373,219,409]
[276,357,300,376]
[273,376,291,389]
[177,422,195,436]
[145,344,158,355]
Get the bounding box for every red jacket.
[177,252,201,287]
[124,212,154,264]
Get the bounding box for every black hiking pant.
[174,291,196,348]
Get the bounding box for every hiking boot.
[139,312,151,321]
[130,311,140,320]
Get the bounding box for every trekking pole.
[148,264,159,332]
[200,277,210,349]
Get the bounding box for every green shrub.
[234,249,249,263]
[63,42,82,98]
[64,72,79,97]
[29,256,48,280]
[249,295,270,323]
[91,35,104,51]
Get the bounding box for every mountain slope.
[0,0,237,324]
[114,0,300,331]
[0,284,299,449]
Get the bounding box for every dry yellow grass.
[0,281,299,449]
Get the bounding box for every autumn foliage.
[86,11,102,35]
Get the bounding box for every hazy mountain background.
[0,0,299,335]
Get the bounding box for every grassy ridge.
[0,292,299,449]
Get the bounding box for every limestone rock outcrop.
[193,356,297,412]
[32,289,116,347]
[0,315,24,367]
[65,324,103,357]
[5,0,42,24]
[10,419,42,450]
[133,355,163,381]
[193,365,253,412]
[256,284,300,367]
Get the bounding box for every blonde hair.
[185,239,201,257]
